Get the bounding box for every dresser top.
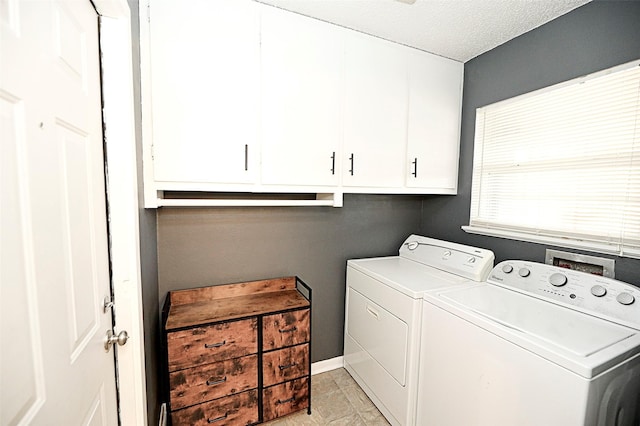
[165,277,310,331]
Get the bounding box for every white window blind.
[465,60,640,258]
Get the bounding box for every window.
[464,60,640,258]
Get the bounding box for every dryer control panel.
[489,260,640,330]
[400,234,495,282]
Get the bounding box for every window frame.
[463,59,640,259]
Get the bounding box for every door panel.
[261,7,343,186]
[0,0,118,424]
[343,32,407,188]
[148,0,260,185]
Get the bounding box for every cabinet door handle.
[207,413,228,423]
[244,144,249,171]
[204,340,226,349]
[278,362,297,371]
[412,157,418,178]
[278,326,297,334]
[349,153,354,176]
[206,376,227,386]
[330,152,335,175]
[276,397,295,405]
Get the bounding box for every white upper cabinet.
[406,50,463,192]
[141,1,463,206]
[260,7,344,187]
[148,0,260,185]
[343,32,408,188]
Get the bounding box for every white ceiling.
[256,0,591,62]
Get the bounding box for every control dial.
[616,292,635,306]
[502,264,513,274]
[518,268,530,278]
[549,273,568,287]
[590,285,607,297]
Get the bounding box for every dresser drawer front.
[171,389,259,426]
[262,309,310,351]
[167,318,258,372]
[169,354,258,410]
[262,344,310,387]
[262,377,309,422]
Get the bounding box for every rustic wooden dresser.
[162,276,312,425]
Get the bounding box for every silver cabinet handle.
[349,153,354,176]
[206,376,227,386]
[276,397,295,405]
[412,157,418,178]
[278,362,297,370]
[244,144,248,171]
[204,340,226,349]
[207,413,228,423]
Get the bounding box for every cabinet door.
[406,51,462,191]
[149,0,259,184]
[260,7,344,186]
[343,33,408,188]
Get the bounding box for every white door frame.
[93,1,148,425]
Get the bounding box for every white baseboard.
[311,356,344,375]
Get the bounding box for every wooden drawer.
[167,318,257,372]
[169,354,258,410]
[262,377,309,422]
[262,344,309,387]
[262,309,310,351]
[171,389,259,426]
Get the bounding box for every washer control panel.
[489,260,640,330]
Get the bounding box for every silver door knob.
[104,330,129,352]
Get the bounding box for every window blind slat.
[469,60,640,258]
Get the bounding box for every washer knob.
[443,250,452,258]
[617,292,635,306]
[518,268,530,278]
[468,257,476,264]
[549,273,568,287]
[590,285,607,297]
[502,264,513,274]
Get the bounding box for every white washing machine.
[418,260,640,426]
[343,234,495,426]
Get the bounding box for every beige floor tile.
[342,383,377,413]
[263,368,391,426]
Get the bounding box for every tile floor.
[264,368,391,425]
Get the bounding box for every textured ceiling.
[256,0,592,62]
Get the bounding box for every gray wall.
[420,0,640,285]
[157,194,423,363]
[137,0,640,422]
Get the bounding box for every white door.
[406,50,462,191]
[1,0,119,424]
[343,32,408,188]
[261,6,344,187]
[148,0,260,186]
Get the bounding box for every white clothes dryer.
[418,260,640,426]
[343,235,495,426]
